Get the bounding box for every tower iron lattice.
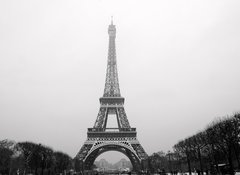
[75,19,148,172]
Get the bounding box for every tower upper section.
[108,19,116,37]
[103,19,121,97]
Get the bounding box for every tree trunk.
[35,167,38,175]
[41,164,44,175]
[186,153,192,175]
[211,144,219,175]
[197,147,203,175]
[233,143,240,169]
[228,144,234,175]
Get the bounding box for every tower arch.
[84,143,140,170]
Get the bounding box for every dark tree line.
[148,113,240,175]
[0,140,72,175]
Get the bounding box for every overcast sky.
[1,0,240,163]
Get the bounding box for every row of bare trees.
[148,113,240,175]
[0,140,72,175]
[173,113,240,175]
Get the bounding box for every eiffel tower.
[75,19,148,172]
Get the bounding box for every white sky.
[1,0,240,163]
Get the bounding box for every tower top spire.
[111,16,113,25]
[104,18,120,97]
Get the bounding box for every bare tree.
[53,151,72,174]
[0,139,15,174]
[174,139,193,175]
